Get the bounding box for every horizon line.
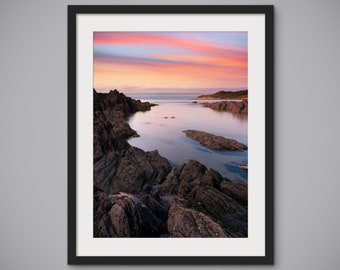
[94,87,248,94]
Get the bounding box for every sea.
[128,93,248,182]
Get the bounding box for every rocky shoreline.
[192,90,248,114]
[201,100,248,114]
[93,89,248,238]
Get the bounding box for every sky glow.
[93,32,247,94]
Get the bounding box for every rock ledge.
[183,129,247,151]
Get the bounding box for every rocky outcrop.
[94,158,248,238]
[183,129,247,151]
[94,146,171,195]
[94,89,155,117]
[179,185,247,236]
[93,89,173,237]
[202,100,248,114]
[109,147,170,194]
[194,90,248,100]
[93,89,171,194]
[93,89,155,160]
[174,160,248,237]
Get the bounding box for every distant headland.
[194,90,248,100]
[193,90,248,114]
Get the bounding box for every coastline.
[93,89,248,238]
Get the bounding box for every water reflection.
[128,100,248,181]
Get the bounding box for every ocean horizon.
[129,92,200,101]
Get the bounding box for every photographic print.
[93,31,249,238]
[68,5,273,264]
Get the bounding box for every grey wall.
[1,0,340,269]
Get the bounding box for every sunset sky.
[93,32,247,94]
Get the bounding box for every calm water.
[127,95,248,181]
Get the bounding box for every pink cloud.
[94,32,247,58]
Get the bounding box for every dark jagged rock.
[94,147,172,194]
[167,205,233,237]
[220,180,248,207]
[94,189,139,237]
[158,195,178,210]
[137,204,167,237]
[93,111,131,161]
[180,185,247,237]
[140,194,169,222]
[94,89,155,117]
[111,147,171,194]
[94,188,165,237]
[93,185,110,224]
[202,168,223,189]
[194,90,248,100]
[158,169,180,195]
[93,89,154,160]
[94,150,121,191]
[183,129,247,151]
[176,160,248,237]
[93,89,171,195]
[202,100,248,114]
[176,162,223,189]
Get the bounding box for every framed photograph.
[68,5,274,265]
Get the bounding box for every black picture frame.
[68,5,274,265]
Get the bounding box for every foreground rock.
[158,160,248,237]
[176,160,248,237]
[94,187,166,237]
[202,100,248,114]
[94,146,172,194]
[183,129,247,151]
